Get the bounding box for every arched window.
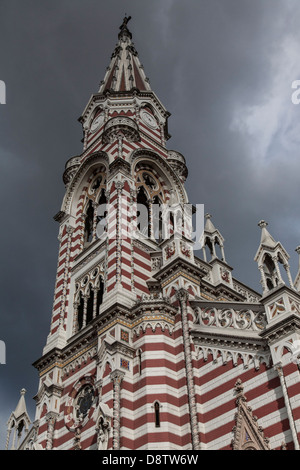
[204,237,214,259]
[154,401,161,427]
[86,284,94,325]
[263,254,277,289]
[84,200,94,244]
[137,186,150,237]
[96,189,108,239]
[77,292,85,331]
[138,349,142,375]
[74,274,104,333]
[135,167,167,241]
[96,279,104,316]
[152,196,163,242]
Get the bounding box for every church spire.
[99,16,151,94]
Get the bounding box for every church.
[6,17,300,451]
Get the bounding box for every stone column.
[115,181,124,285]
[45,412,58,450]
[272,255,284,285]
[73,301,79,334]
[110,370,125,450]
[93,287,99,319]
[92,202,98,242]
[284,263,294,289]
[258,264,268,293]
[176,289,200,450]
[275,363,299,450]
[82,295,88,328]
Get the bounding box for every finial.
[205,213,212,220]
[258,220,268,229]
[20,388,26,395]
[296,246,300,255]
[119,15,132,30]
[118,15,132,40]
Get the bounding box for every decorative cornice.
[103,340,136,359]
[154,256,208,285]
[259,313,300,344]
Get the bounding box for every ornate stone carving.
[194,306,266,331]
[165,242,175,260]
[151,256,162,271]
[110,370,125,450]
[102,117,140,144]
[232,379,270,450]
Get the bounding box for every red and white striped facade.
[17,18,300,451]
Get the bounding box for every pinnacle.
[258,220,277,248]
[204,213,217,234]
[13,388,28,419]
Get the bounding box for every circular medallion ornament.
[140,110,158,129]
[75,385,94,421]
[64,377,95,431]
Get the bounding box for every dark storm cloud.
[1,0,300,448]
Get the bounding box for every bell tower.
[29,17,204,450]
[9,16,300,452]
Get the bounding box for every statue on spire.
[118,15,133,40]
[120,15,132,29]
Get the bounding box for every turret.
[254,220,294,294]
[201,213,226,262]
[6,389,31,450]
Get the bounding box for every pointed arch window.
[152,195,163,242]
[77,292,85,331]
[86,284,94,325]
[263,254,277,290]
[137,186,150,237]
[84,200,94,244]
[74,273,104,333]
[154,401,161,428]
[138,348,142,375]
[96,188,108,238]
[135,167,168,242]
[96,279,104,316]
[82,170,108,250]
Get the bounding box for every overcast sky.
[1,0,300,449]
